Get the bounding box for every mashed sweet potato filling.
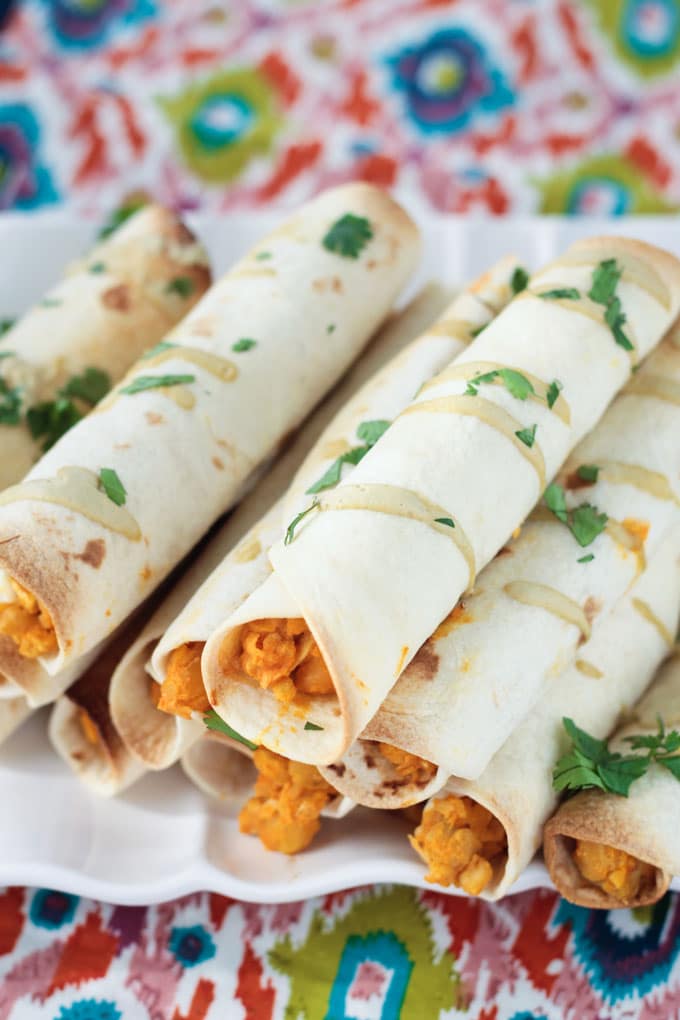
[228,618,334,706]
[239,747,336,854]
[156,641,210,720]
[573,839,656,902]
[410,795,507,895]
[0,579,57,658]
[378,742,437,785]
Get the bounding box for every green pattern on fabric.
[585,0,680,78]
[159,69,282,183]
[535,154,678,214]
[269,886,462,1020]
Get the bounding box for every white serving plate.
[1,210,679,906]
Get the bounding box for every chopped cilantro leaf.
[511,267,530,295]
[546,380,562,409]
[544,482,569,523]
[26,397,82,450]
[99,468,126,506]
[40,298,62,308]
[88,262,107,274]
[304,721,324,731]
[232,338,257,353]
[254,251,272,261]
[166,276,195,299]
[435,517,455,528]
[142,341,177,359]
[515,424,537,448]
[61,367,111,406]
[98,198,148,240]
[570,504,608,547]
[577,553,595,563]
[0,379,21,426]
[465,368,535,402]
[204,709,258,750]
[327,324,336,334]
[576,464,600,484]
[284,500,320,545]
[588,258,621,305]
[0,319,15,336]
[538,288,580,300]
[120,374,195,395]
[322,214,373,259]
[470,324,486,338]
[307,420,390,494]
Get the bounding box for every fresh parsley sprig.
[99,468,126,506]
[285,500,320,545]
[120,374,195,396]
[0,378,21,426]
[464,368,562,412]
[553,716,680,797]
[511,267,529,294]
[544,482,608,548]
[307,419,390,494]
[26,367,112,451]
[204,709,258,751]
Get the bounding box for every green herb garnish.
[543,481,608,548]
[511,266,530,295]
[98,197,148,240]
[307,419,390,494]
[232,338,257,353]
[588,259,634,353]
[98,468,126,506]
[61,367,111,405]
[0,379,21,426]
[322,214,373,259]
[435,517,455,528]
[284,500,320,545]
[88,262,107,274]
[470,324,486,338]
[204,709,258,751]
[0,350,15,360]
[166,276,195,299]
[26,398,82,449]
[142,341,177,359]
[576,464,600,484]
[0,319,15,336]
[538,288,580,300]
[515,424,537,448]
[465,368,535,402]
[120,374,195,395]
[577,553,595,563]
[304,721,324,731]
[327,324,336,334]
[40,298,62,308]
[255,251,272,261]
[553,716,680,797]
[546,380,562,409]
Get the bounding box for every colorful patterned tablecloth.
[3,1,680,1017]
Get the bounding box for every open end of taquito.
[48,647,146,796]
[319,738,448,809]
[203,572,350,765]
[543,795,670,909]
[408,785,516,898]
[110,631,202,770]
[0,694,31,746]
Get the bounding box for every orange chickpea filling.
[156,642,209,720]
[0,580,58,658]
[239,747,336,854]
[228,618,334,706]
[78,709,100,747]
[378,742,437,785]
[573,839,656,903]
[410,795,507,895]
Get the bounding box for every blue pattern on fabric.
[169,924,217,968]
[38,0,157,52]
[30,889,79,930]
[55,1001,122,1020]
[327,931,413,1019]
[0,104,58,209]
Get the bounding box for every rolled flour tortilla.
[0,184,419,695]
[0,204,211,491]
[48,621,148,797]
[183,259,522,770]
[114,258,519,771]
[407,527,680,900]
[544,648,680,909]
[206,237,680,765]
[73,282,455,781]
[358,331,680,781]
